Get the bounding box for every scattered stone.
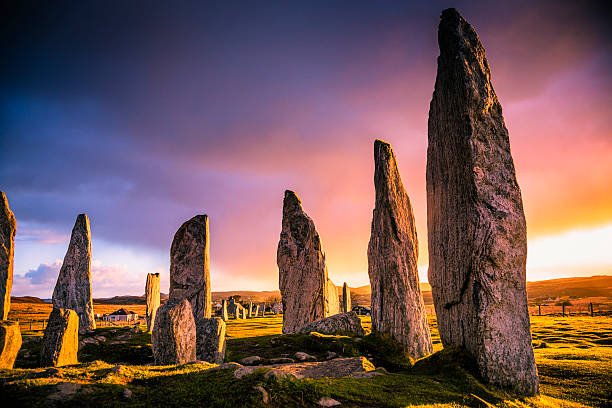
[47,382,81,401]
[253,386,269,404]
[151,299,196,365]
[325,351,337,360]
[52,214,96,332]
[0,192,16,320]
[268,357,294,364]
[298,312,365,336]
[169,215,212,362]
[426,8,538,395]
[0,320,21,369]
[41,308,79,367]
[196,318,226,363]
[122,388,133,400]
[277,190,340,334]
[264,369,296,380]
[239,355,263,366]
[318,397,341,407]
[234,365,258,379]
[294,352,316,362]
[341,283,351,314]
[81,337,98,345]
[367,139,432,359]
[94,335,106,342]
[206,362,242,372]
[146,272,161,333]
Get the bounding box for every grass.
[1,309,610,407]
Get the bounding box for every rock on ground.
[221,299,228,321]
[426,8,538,395]
[145,273,161,333]
[52,214,96,332]
[196,317,226,363]
[298,312,365,336]
[152,299,196,365]
[0,320,21,369]
[41,308,79,367]
[238,357,375,380]
[368,140,432,359]
[277,190,339,334]
[169,215,212,358]
[318,397,342,407]
[0,192,16,320]
[341,282,351,314]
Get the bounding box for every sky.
[1,0,611,298]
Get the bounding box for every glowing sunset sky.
[1,1,611,297]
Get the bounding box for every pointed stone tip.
[374,139,394,163]
[283,190,302,207]
[75,213,90,227]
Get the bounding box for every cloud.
[23,260,61,285]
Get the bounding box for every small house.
[104,308,138,322]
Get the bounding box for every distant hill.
[10,296,47,304]
[36,275,610,307]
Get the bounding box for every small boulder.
[298,312,365,336]
[151,299,196,365]
[318,397,341,407]
[122,388,133,400]
[0,320,22,369]
[268,357,294,364]
[294,352,316,361]
[264,369,296,380]
[253,386,269,404]
[239,356,263,366]
[234,366,258,379]
[40,308,79,367]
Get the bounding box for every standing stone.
[248,302,253,318]
[0,192,16,320]
[342,283,351,314]
[52,214,95,332]
[40,308,79,367]
[169,215,212,359]
[196,318,226,363]
[241,309,247,319]
[277,190,339,334]
[221,300,228,321]
[254,305,260,317]
[426,8,538,395]
[0,321,21,369]
[152,299,196,365]
[368,140,432,359]
[145,273,161,333]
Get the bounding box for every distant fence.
[14,317,146,332]
[529,303,612,317]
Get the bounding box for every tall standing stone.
[221,300,228,321]
[277,190,339,334]
[0,321,22,369]
[52,214,95,332]
[0,192,16,320]
[342,283,351,313]
[145,273,161,333]
[248,302,253,318]
[169,215,212,360]
[152,299,196,365]
[426,8,538,395]
[368,140,432,359]
[40,308,79,367]
[196,318,226,363]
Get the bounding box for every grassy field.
[0,308,610,407]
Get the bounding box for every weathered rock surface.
[41,308,79,367]
[152,299,196,365]
[236,357,375,380]
[0,192,16,320]
[278,190,340,334]
[0,320,21,369]
[239,355,263,365]
[298,311,365,336]
[342,282,351,313]
[196,317,226,363]
[52,214,95,332]
[426,8,538,395]
[368,140,432,359]
[145,273,161,333]
[169,215,212,360]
